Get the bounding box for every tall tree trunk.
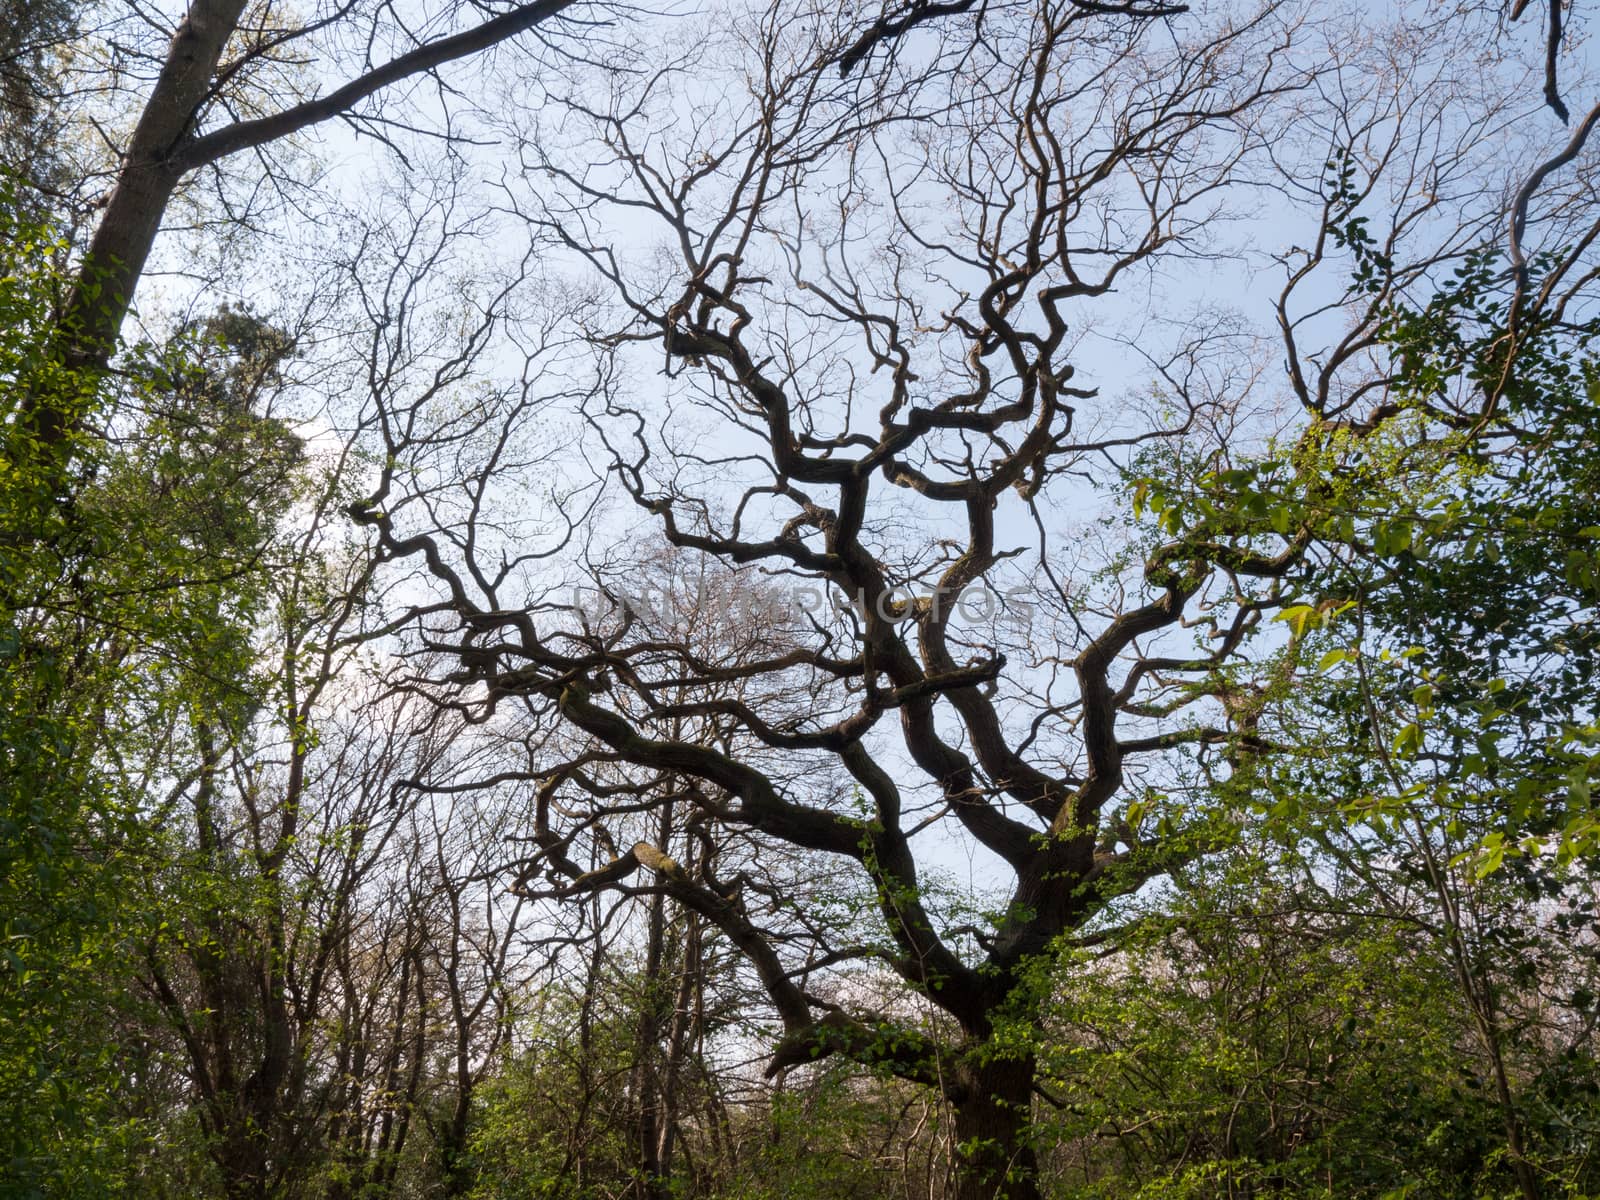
[630,801,674,1199]
[655,914,700,1179]
[39,0,575,438]
[57,0,248,379]
[950,1055,1039,1200]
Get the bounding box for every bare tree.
[344,0,1600,1195]
[116,285,542,1197]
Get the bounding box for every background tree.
[0,209,314,1192]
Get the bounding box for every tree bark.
[950,1055,1039,1200]
[630,800,675,1199]
[58,0,249,378]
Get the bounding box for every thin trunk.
[630,801,674,1199]
[655,914,699,1177]
[1410,820,1540,1200]
[1357,647,1541,1200]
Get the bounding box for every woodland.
[2,0,1600,1196]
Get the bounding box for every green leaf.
[1317,647,1355,672]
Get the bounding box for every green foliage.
[725,1070,915,1200]
[467,983,658,1200]
[1130,240,1600,871]
[1117,227,1600,1198]
[1035,845,1600,1198]
[466,970,936,1200]
[0,179,145,1196]
[0,178,308,1195]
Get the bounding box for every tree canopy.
[2,0,1599,1197]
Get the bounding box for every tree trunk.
[61,0,248,372]
[630,801,674,1199]
[950,1055,1039,1200]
